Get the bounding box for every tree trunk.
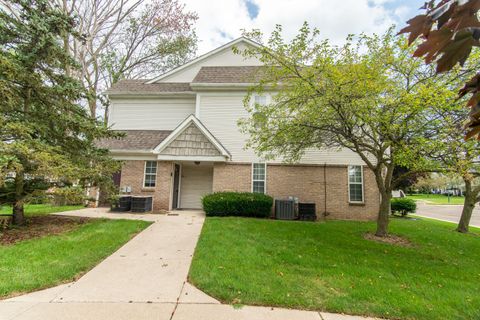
[103,103,109,125]
[88,96,96,119]
[456,179,476,233]
[372,163,394,238]
[12,171,25,226]
[376,190,391,237]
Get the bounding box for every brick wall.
[119,160,380,220]
[120,160,172,211]
[212,163,379,220]
[212,162,252,192]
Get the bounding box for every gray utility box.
[275,199,296,220]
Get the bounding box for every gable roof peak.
[153,114,231,159]
[146,37,262,84]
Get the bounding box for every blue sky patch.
[245,0,260,19]
[384,0,423,11]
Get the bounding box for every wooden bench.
[0,214,12,230]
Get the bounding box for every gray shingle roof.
[192,66,266,83]
[106,80,192,94]
[96,130,172,151]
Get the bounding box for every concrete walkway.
[0,208,377,320]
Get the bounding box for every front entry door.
[172,164,181,209]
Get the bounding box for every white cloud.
[182,0,409,54]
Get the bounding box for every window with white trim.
[348,165,364,203]
[144,161,157,188]
[252,163,266,194]
[252,95,268,129]
[254,95,267,106]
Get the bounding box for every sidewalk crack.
[169,280,186,320]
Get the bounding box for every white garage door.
[180,165,213,209]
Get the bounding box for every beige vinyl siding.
[179,164,213,209]
[159,42,262,83]
[300,149,367,166]
[109,98,195,130]
[200,93,260,162]
[199,93,368,165]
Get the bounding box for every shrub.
[24,189,51,205]
[50,186,87,206]
[391,198,416,216]
[202,192,273,218]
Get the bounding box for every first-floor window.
[348,165,364,203]
[252,163,266,194]
[144,161,157,188]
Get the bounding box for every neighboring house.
[99,37,380,220]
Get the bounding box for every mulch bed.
[0,215,91,245]
[364,232,413,247]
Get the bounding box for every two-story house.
[99,37,380,220]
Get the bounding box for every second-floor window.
[144,161,157,188]
[253,95,268,129]
[252,163,266,194]
[254,95,267,106]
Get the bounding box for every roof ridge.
[112,129,173,132]
[106,81,193,95]
[146,37,262,84]
[192,65,266,84]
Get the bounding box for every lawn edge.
[0,218,152,300]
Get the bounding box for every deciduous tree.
[400,0,480,139]
[237,25,453,236]
[427,104,480,233]
[54,0,198,119]
[403,50,480,233]
[392,166,428,192]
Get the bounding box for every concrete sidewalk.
[0,208,377,320]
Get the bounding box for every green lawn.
[0,218,150,298]
[0,204,84,217]
[407,194,465,205]
[189,217,480,320]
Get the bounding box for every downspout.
[323,163,329,218]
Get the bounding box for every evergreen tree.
[0,0,119,225]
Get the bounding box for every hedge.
[202,192,273,218]
[391,198,416,216]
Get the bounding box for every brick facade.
[119,160,172,211]
[119,160,379,220]
[212,162,252,192]
[267,164,378,220]
[212,163,379,220]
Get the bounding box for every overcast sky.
[181,0,424,54]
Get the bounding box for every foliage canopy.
[237,24,457,236]
[0,0,119,224]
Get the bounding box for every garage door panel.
[180,165,213,209]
